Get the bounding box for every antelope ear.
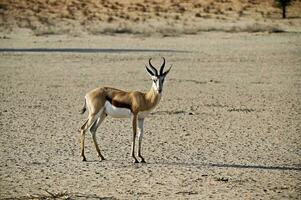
[150,75,158,81]
[146,66,154,76]
[163,65,172,76]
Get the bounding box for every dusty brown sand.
[0,32,300,199]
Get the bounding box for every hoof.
[99,156,105,161]
[82,157,87,162]
[133,159,139,163]
[139,156,146,163]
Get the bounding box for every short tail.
[79,98,87,114]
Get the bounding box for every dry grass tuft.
[3,190,71,200]
[84,21,285,37]
[2,190,117,200]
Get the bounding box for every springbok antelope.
[79,57,171,163]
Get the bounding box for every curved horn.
[163,65,172,76]
[148,58,158,76]
[145,65,154,76]
[159,57,166,75]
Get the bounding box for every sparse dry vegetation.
[2,190,117,200]
[0,0,301,36]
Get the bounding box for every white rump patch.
[104,101,131,118]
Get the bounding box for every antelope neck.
[144,86,161,110]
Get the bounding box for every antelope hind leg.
[90,112,106,161]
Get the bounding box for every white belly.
[104,101,153,119]
[104,101,131,118]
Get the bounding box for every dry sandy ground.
[0,32,301,199]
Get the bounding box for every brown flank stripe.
[105,96,132,111]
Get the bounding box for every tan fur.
[84,86,160,115]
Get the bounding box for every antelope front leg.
[131,114,139,163]
[137,118,146,163]
[80,129,87,161]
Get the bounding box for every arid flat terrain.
[1,0,301,199]
[0,32,300,199]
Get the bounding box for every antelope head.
[145,57,172,94]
